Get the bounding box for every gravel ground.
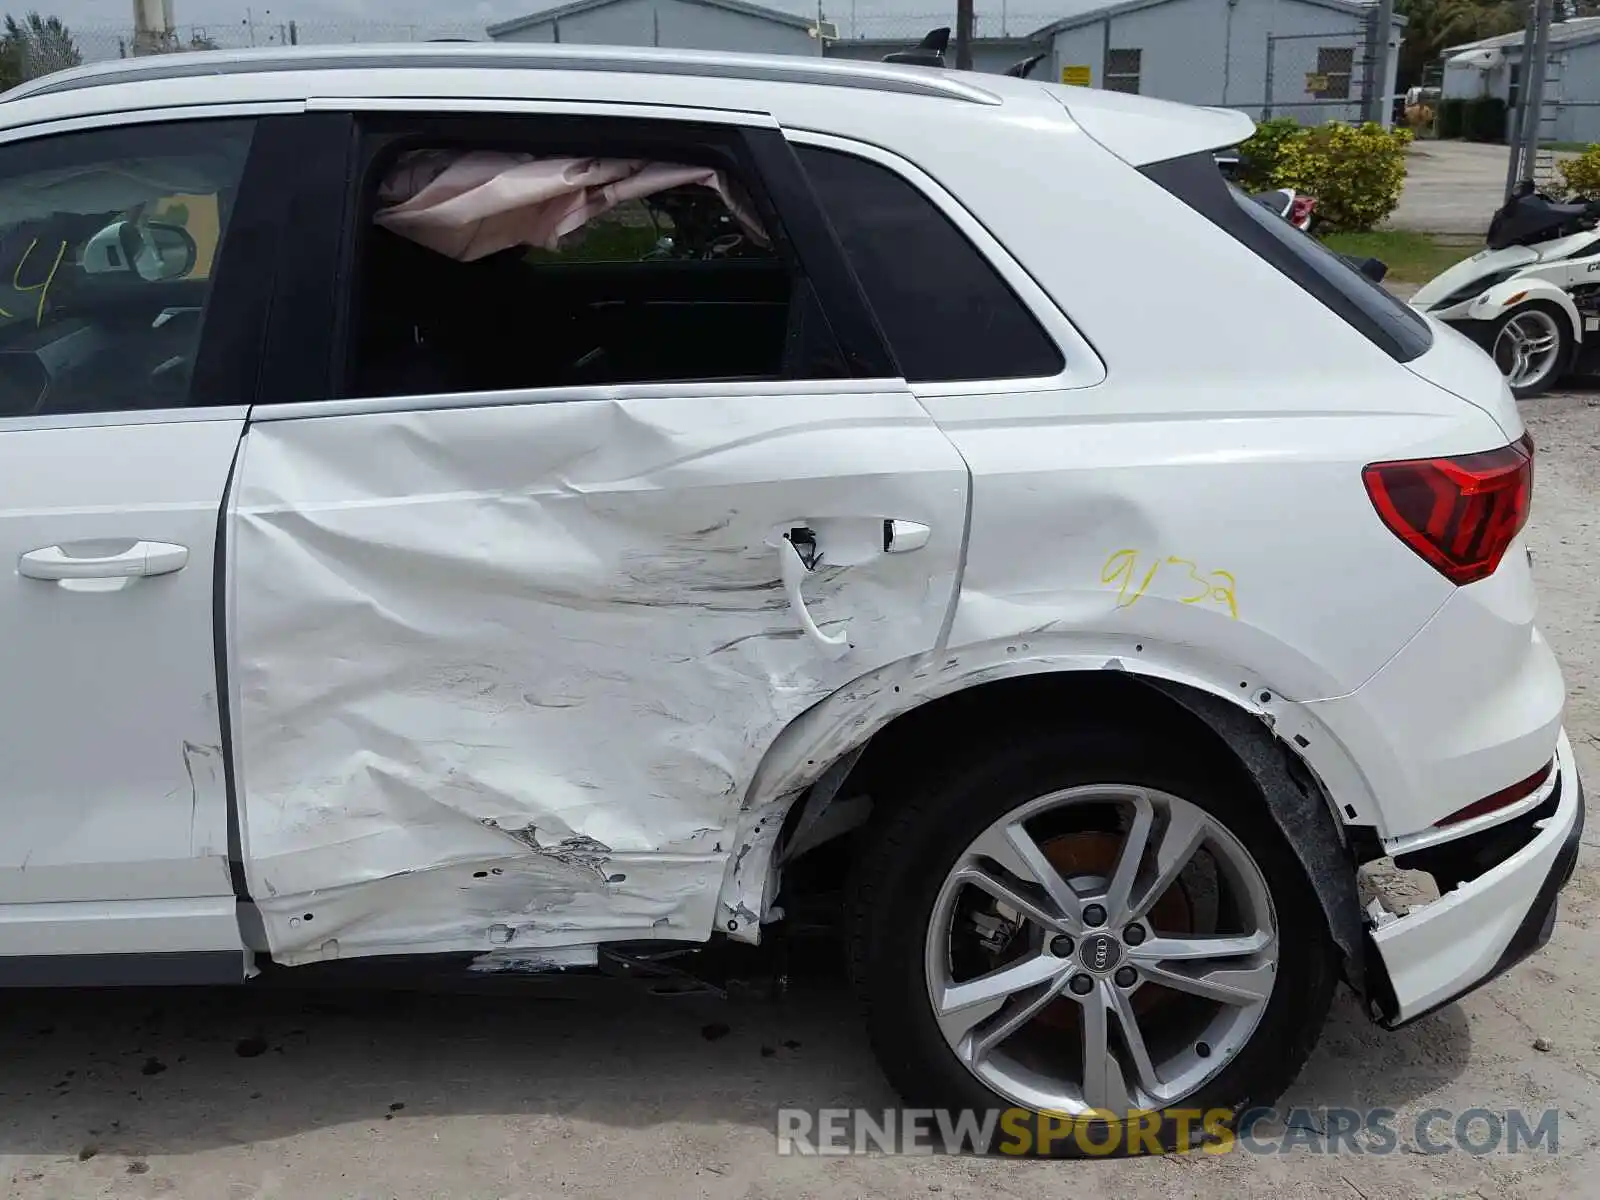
[2,396,1599,1199]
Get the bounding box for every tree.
[0,12,81,90]
[1394,0,1523,89]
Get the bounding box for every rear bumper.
[1304,540,1563,837]
[1365,727,1583,1028]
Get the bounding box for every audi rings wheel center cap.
[1078,932,1122,974]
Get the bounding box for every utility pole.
[1508,0,1555,197]
[954,0,974,69]
[1505,10,1540,198]
[1365,0,1396,125]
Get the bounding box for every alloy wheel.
[923,784,1279,1116]
[1493,308,1563,391]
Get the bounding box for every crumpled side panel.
[230,388,968,962]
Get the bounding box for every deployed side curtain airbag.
[373,150,768,261]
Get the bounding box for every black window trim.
[1142,150,1433,364]
[253,110,356,409]
[784,128,1098,392]
[193,111,327,413]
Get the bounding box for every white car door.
[225,108,982,965]
[0,114,273,980]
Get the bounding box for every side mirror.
[138,221,198,281]
[82,219,198,281]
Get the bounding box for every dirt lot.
[3,396,1600,1199]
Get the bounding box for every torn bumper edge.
[1365,727,1584,1029]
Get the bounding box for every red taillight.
[1362,433,1534,586]
[1437,759,1553,826]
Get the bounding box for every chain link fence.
[1261,29,1371,124]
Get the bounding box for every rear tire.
[849,723,1337,1156]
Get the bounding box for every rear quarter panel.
[806,109,1529,835]
[838,109,1511,699]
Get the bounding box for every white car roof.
[0,43,1253,167]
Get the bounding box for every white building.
[1033,0,1401,122]
[1443,17,1600,146]
[488,0,819,56]
[488,0,1405,123]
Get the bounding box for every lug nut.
[1114,966,1137,988]
[1049,934,1075,957]
[1082,903,1107,927]
[1123,924,1146,946]
[1068,974,1094,996]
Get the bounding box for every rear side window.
[1143,152,1432,363]
[795,145,1064,383]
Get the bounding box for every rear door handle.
[19,541,189,581]
[883,520,932,554]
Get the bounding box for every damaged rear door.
[225,105,971,966]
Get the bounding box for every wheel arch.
[717,659,1368,990]
[1478,277,1584,345]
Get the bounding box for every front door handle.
[779,532,850,660]
[19,540,189,581]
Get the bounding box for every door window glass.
[0,119,254,418]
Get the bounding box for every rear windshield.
[1143,152,1432,363]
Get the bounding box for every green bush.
[1436,98,1466,140]
[1272,121,1413,232]
[1558,145,1600,199]
[1463,96,1508,143]
[1236,116,1301,190]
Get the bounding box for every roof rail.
[4,43,1000,106]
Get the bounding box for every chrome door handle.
[19,540,188,581]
